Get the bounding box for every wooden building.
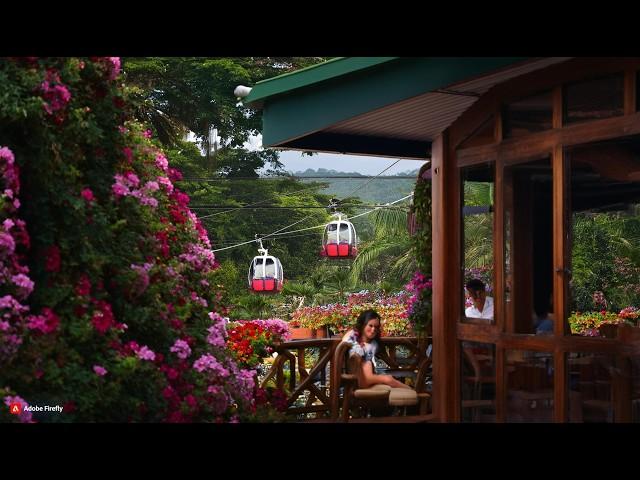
[242,57,640,422]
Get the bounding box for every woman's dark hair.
[354,309,382,341]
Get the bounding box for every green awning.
[244,57,536,159]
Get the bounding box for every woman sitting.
[342,309,411,390]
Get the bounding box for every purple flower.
[0,147,15,165]
[136,345,156,361]
[93,365,108,376]
[170,339,192,360]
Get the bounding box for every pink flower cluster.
[0,147,21,212]
[26,307,59,334]
[170,339,192,359]
[178,243,218,273]
[91,57,121,81]
[40,70,72,118]
[249,318,291,342]
[112,172,159,208]
[405,271,432,317]
[129,262,153,297]
[136,345,156,361]
[206,312,228,347]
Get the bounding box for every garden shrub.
[0,57,265,422]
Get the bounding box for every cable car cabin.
[322,218,357,258]
[248,254,283,293]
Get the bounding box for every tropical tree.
[282,281,317,309]
[463,181,493,268]
[349,206,414,287]
[122,57,327,172]
[230,294,274,320]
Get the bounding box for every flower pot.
[289,327,314,340]
[313,327,328,339]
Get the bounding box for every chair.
[331,341,431,422]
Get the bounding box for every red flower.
[75,274,91,296]
[41,307,60,333]
[45,245,61,272]
[90,300,115,334]
[81,187,95,203]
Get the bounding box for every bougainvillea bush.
[405,271,432,336]
[0,57,271,422]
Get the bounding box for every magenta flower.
[93,365,108,376]
[81,187,95,203]
[44,244,61,272]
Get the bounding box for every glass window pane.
[503,157,554,334]
[506,350,554,422]
[564,74,624,125]
[461,341,496,422]
[461,164,494,322]
[566,137,640,337]
[503,91,553,138]
[567,352,615,422]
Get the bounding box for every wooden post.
[432,131,460,421]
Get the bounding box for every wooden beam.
[450,57,640,149]
[458,111,640,167]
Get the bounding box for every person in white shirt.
[464,278,494,320]
[462,279,495,397]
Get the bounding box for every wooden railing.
[261,338,339,417]
[261,336,431,420]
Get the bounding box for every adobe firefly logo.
[9,402,22,415]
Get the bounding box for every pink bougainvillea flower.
[75,274,91,296]
[81,187,95,203]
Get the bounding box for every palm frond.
[370,208,408,237]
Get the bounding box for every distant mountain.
[289,168,418,204]
[291,168,419,178]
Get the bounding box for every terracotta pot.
[314,327,328,338]
[289,327,314,340]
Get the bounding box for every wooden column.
[552,143,569,422]
[432,131,460,422]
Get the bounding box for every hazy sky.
[202,133,428,176]
[277,150,428,175]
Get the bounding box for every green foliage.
[412,172,432,275]
[408,170,432,336]
[463,181,493,268]
[350,205,413,288]
[123,57,327,172]
[571,211,640,311]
